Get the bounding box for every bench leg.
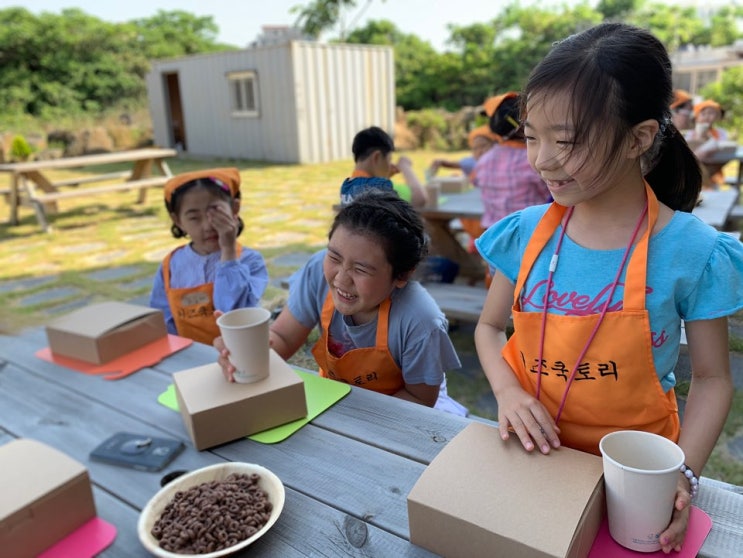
[30,200,52,233]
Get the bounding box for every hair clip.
[209,177,231,194]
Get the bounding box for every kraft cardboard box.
[0,439,97,558]
[408,422,605,558]
[174,349,308,450]
[435,176,469,193]
[46,301,167,364]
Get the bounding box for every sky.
[4,0,595,52]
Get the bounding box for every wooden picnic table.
[1,326,742,557]
[0,147,177,232]
[694,188,740,230]
[419,189,485,281]
[703,144,743,191]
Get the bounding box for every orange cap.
[482,91,519,117]
[670,89,692,109]
[467,125,500,148]
[164,167,241,205]
[693,99,722,118]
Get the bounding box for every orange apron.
[311,291,404,395]
[163,244,242,346]
[502,184,679,455]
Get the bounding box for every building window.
[228,71,259,117]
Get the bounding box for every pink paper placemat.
[38,517,117,558]
[588,505,712,558]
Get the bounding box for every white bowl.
[137,462,285,557]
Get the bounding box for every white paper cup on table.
[216,307,271,384]
[599,430,685,552]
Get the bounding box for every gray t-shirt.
[287,250,461,387]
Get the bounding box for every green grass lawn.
[1,149,742,485]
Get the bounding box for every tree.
[130,10,234,58]
[0,7,230,119]
[343,20,443,110]
[292,0,383,40]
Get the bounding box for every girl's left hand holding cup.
[658,479,692,554]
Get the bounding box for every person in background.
[474,23,743,553]
[670,89,693,132]
[339,126,427,207]
[215,190,467,416]
[427,125,500,181]
[150,168,269,345]
[684,99,731,188]
[472,91,551,231]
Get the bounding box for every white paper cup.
[695,122,710,137]
[216,307,271,384]
[599,430,685,552]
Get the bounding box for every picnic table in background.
[0,327,741,556]
[419,188,485,281]
[693,188,739,230]
[0,147,177,232]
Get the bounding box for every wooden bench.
[0,147,177,231]
[422,281,486,323]
[50,170,132,188]
[28,176,170,231]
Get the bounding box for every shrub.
[10,135,33,161]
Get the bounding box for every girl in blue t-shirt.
[474,22,743,553]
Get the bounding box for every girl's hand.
[207,203,238,249]
[212,310,236,382]
[496,385,561,454]
[658,479,692,553]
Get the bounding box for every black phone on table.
[89,432,185,472]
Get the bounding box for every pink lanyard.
[535,201,648,422]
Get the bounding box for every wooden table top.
[1,327,741,557]
[0,148,178,173]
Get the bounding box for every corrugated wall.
[291,42,395,164]
[146,42,395,164]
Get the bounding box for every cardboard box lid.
[408,422,604,557]
[175,349,304,414]
[46,301,162,338]
[0,439,88,520]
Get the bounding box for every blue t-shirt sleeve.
[393,284,461,385]
[474,211,525,283]
[459,156,476,176]
[681,232,743,321]
[213,248,270,312]
[287,251,328,330]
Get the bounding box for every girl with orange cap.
[474,23,743,553]
[472,91,551,230]
[684,99,730,186]
[149,167,268,345]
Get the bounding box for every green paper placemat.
[158,369,350,444]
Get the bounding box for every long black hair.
[521,22,701,212]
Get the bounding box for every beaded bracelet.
[679,464,699,499]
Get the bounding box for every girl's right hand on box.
[496,385,561,454]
